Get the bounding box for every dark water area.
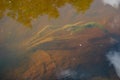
[0,0,120,80]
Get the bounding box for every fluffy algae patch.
[26,22,108,50]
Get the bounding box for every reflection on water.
[103,0,120,8]
[0,0,93,27]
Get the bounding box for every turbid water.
[0,0,120,80]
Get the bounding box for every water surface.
[0,0,120,80]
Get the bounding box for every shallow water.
[0,0,120,80]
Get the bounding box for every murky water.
[0,0,120,80]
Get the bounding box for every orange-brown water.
[0,0,120,80]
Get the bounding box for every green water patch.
[69,22,108,34]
